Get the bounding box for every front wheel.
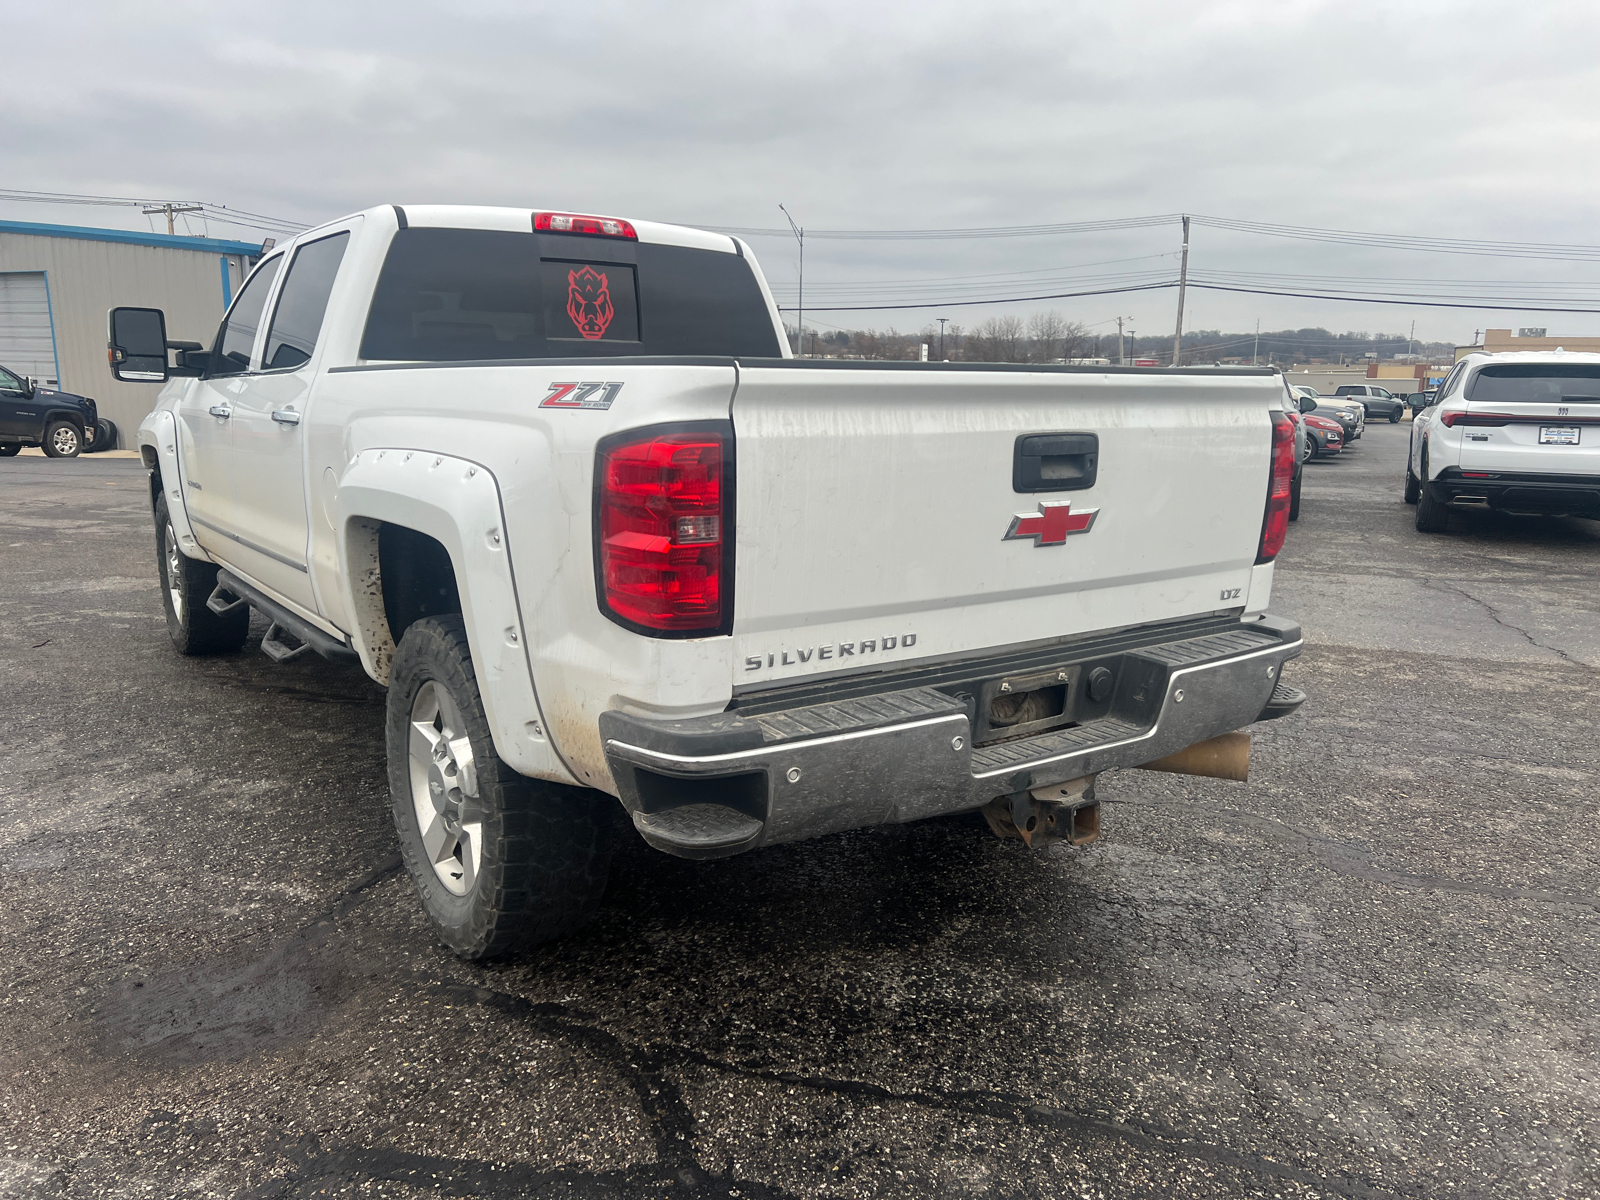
[41,420,82,458]
[1403,459,1421,504]
[387,615,615,960]
[153,490,251,654]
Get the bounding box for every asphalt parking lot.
[2,423,1597,1199]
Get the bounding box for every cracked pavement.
[2,425,1597,1198]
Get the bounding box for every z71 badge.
[541,382,624,410]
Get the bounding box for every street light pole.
[779,204,804,357]
[1171,214,1190,367]
[937,317,949,361]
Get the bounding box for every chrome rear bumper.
[601,615,1305,859]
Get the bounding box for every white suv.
[1406,351,1600,531]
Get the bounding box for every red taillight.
[1257,412,1295,564]
[535,211,637,239]
[597,426,730,635]
[1440,411,1513,428]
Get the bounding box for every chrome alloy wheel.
[408,681,482,896]
[51,424,80,455]
[164,521,185,622]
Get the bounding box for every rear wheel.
[153,490,251,654]
[41,420,82,458]
[1289,467,1301,522]
[1403,458,1421,504]
[1414,451,1449,533]
[387,615,615,960]
[1389,410,1401,423]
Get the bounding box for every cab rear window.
[1467,364,1600,404]
[359,228,781,361]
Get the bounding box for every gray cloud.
[4,0,1599,343]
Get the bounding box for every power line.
[1189,215,1600,263]
[707,215,1181,241]
[775,281,1179,313]
[1187,282,1600,314]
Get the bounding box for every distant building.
[1455,328,1600,361]
[0,219,264,446]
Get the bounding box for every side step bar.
[207,569,361,666]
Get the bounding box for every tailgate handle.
[1014,433,1098,492]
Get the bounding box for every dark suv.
[0,364,98,458]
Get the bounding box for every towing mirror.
[108,307,169,382]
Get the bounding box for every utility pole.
[1409,319,1415,359]
[779,204,804,357]
[937,317,949,361]
[1172,214,1190,367]
[1253,319,1260,366]
[1117,316,1125,365]
[142,202,204,236]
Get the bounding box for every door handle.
[271,409,301,426]
[208,404,232,419]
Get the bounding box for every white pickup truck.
[113,204,1306,959]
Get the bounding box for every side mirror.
[108,307,169,382]
[1299,397,1316,413]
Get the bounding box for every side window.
[1438,365,1467,401]
[262,232,351,372]
[0,367,26,395]
[208,255,282,378]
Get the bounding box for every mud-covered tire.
[387,615,614,960]
[153,490,250,654]
[1289,467,1301,522]
[41,420,82,458]
[1414,452,1449,532]
[1403,459,1421,505]
[0,444,20,457]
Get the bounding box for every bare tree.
[1027,311,1068,363]
[969,315,1027,363]
[1060,320,1091,362]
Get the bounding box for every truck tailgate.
[731,365,1276,683]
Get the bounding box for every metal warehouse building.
[0,220,264,447]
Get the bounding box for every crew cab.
[1332,384,1406,422]
[1407,351,1600,530]
[0,363,97,457]
[111,204,1307,960]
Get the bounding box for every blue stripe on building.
[0,218,262,257]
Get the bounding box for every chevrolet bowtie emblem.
[1004,500,1098,546]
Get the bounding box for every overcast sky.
[5,0,1600,349]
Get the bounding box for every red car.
[1302,413,1345,460]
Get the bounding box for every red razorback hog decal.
[566,266,615,339]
